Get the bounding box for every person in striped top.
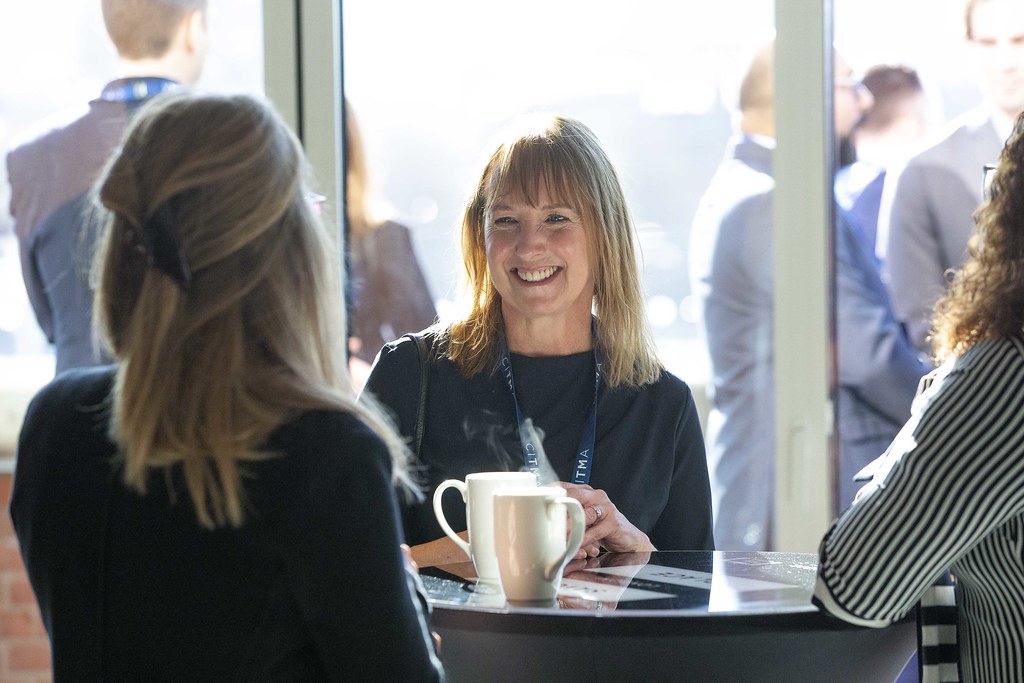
[815,109,1024,682]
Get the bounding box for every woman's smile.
[514,265,561,283]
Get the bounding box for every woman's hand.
[558,483,656,559]
[408,531,470,569]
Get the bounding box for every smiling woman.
[484,187,595,356]
[450,116,659,386]
[361,114,715,571]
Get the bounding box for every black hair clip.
[141,199,192,291]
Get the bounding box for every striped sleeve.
[815,336,1024,626]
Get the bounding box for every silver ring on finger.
[593,505,603,522]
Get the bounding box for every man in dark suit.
[834,205,932,508]
[7,0,208,374]
[834,64,936,506]
[835,64,931,260]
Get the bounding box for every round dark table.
[421,550,916,682]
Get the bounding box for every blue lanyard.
[99,78,180,103]
[499,328,602,485]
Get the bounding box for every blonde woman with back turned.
[9,92,443,681]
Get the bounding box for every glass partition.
[0,1,264,363]
[0,0,993,548]
[342,0,775,389]
[342,0,990,550]
[0,1,264,452]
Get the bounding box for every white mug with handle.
[433,471,539,583]
[492,486,586,602]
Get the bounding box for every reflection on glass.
[342,0,774,387]
[463,581,506,608]
[0,1,263,361]
[423,551,821,614]
[560,551,654,611]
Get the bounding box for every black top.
[10,367,443,682]
[362,332,714,551]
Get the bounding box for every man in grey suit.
[689,43,781,550]
[879,0,1024,355]
[7,0,208,374]
[691,42,926,551]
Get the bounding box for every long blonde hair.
[446,115,661,388]
[94,92,415,528]
[932,112,1024,361]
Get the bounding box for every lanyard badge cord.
[499,325,602,485]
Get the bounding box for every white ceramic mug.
[492,486,585,602]
[433,471,538,583]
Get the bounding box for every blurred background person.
[363,114,714,568]
[816,110,1024,683]
[693,41,927,555]
[10,92,443,681]
[834,63,936,511]
[879,0,1024,354]
[6,0,209,375]
[834,194,933,512]
[835,64,932,260]
[689,41,779,550]
[344,100,436,391]
[690,41,874,550]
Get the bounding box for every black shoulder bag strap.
[405,333,430,456]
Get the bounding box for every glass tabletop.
[422,550,822,616]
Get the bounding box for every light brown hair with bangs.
[444,115,661,388]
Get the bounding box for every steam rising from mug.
[462,412,559,484]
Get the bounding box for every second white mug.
[493,486,585,602]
